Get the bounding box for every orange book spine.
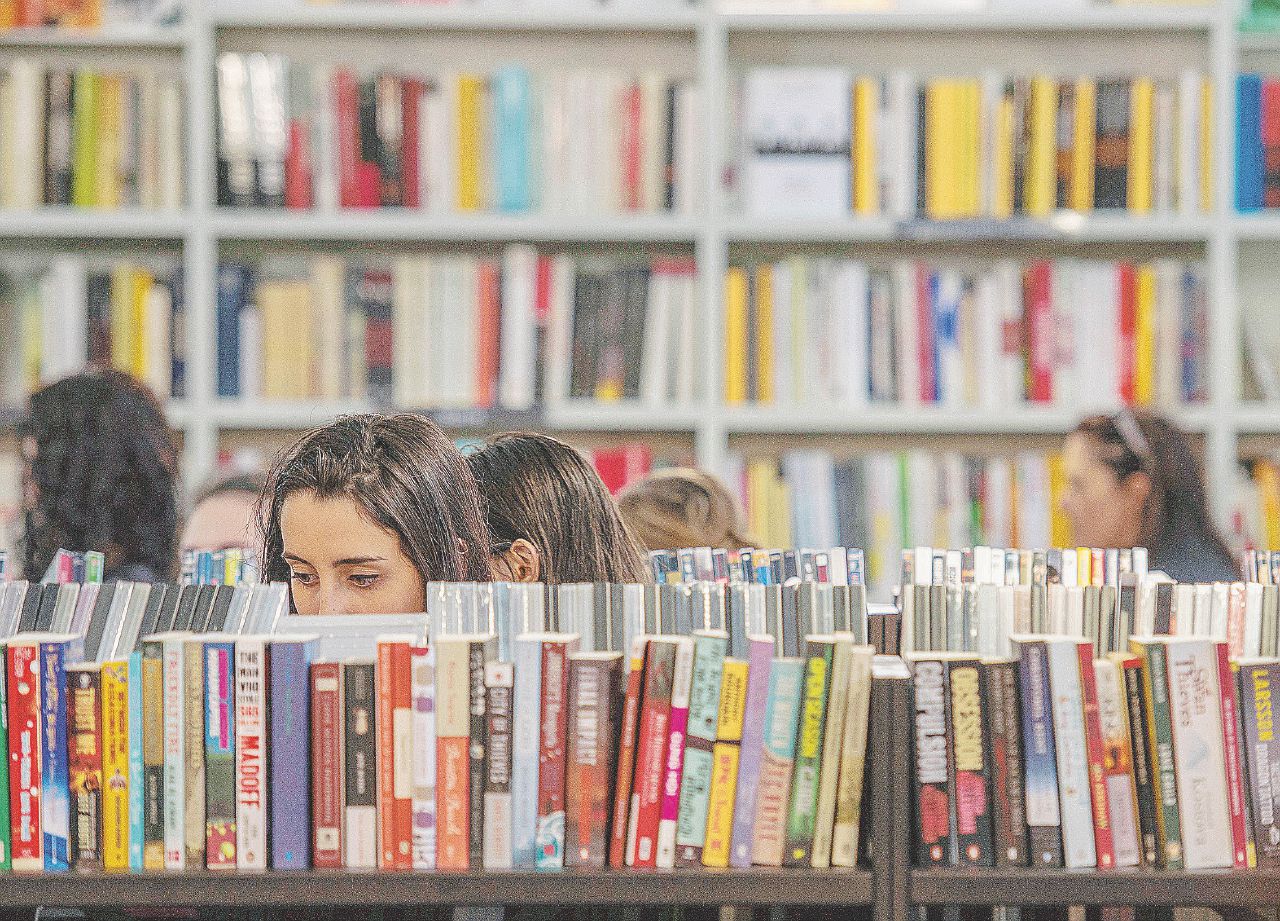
[475,261,501,409]
[376,639,413,870]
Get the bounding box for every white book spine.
[162,637,186,870]
[1177,69,1201,217]
[887,68,917,220]
[1166,639,1233,870]
[655,637,695,869]
[499,244,538,411]
[344,806,376,870]
[510,636,543,868]
[639,267,670,406]
[410,644,437,870]
[1045,638,1096,869]
[234,638,268,871]
[11,59,44,211]
[893,260,920,407]
[158,78,184,211]
[41,257,87,383]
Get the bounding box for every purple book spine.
[269,638,314,869]
[728,637,774,868]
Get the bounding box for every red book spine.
[335,69,360,208]
[1264,79,1280,209]
[284,120,313,210]
[622,82,642,211]
[310,663,344,870]
[376,640,412,870]
[1215,643,1251,869]
[402,78,423,209]
[916,264,935,403]
[475,261,501,409]
[1118,262,1137,405]
[536,641,570,867]
[534,255,553,325]
[1026,261,1054,404]
[609,639,647,869]
[8,644,42,870]
[622,444,653,492]
[630,641,675,868]
[1076,641,1115,869]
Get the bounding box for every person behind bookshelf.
[617,467,755,552]
[466,432,648,584]
[1064,408,1238,583]
[19,368,179,583]
[259,413,492,615]
[180,469,265,555]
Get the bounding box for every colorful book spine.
[203,640,237,870]
[564,653,622,868]
[1216,645,1251,869]
[608,635,645,869]
[810,638,852,869]
[0,645,9,873]
[702,658,749,868]
[270,637,313,870]
[831,645,874,868]
[375,636,412,870]
[1240,659,1280,866]
[162,636,186,870]
[410,643,436,870]
[434,639,470,870]
[729,636,774,868]
[627,637,677,867]
[512,634,543,869]
[183,640,206,868]
[67,665,102,869]
[784,638,835,866]
[1132,639,1184,869]
[483,660,515,870]
[101,660,129,871]
[674,631,727,867]
[8,642,42,871]
[467,638,492,869]
[234,637,268,871]
[536,636,575,870]
[751,657,806,867]
[950,658,993,866]
[911,656,954,866]
[1015,639,1063,867]
[1076,641,1115,869]
[1116,653,1159,866]
[310,661,344,870]
[1093,658,1140,868]
[141,639,165,870]
[655,635,695,869]
[1045,638,1096,869]
[345,659,378,869]
[39,639,70,871]
[127,649,144,871]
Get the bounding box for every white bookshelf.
[0,0,1271,536]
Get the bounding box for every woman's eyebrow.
[335,556,387,566]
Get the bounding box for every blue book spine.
[268,638,313,869]
[510,636,542,868]
[1238,74,1264,213]
[494,66,532,213]
[216,264,247,398]
[39,641,70,871]
[169,267,186,399]
[928,271,942,402]
[127,650,145,871]
[1016,639,1064,868]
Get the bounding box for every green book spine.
[783,638,835,866]
[1139,641,1184,870]
[71,70,98,208]
[0,646,11,871]
[674,631,727,866]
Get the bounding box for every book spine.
[565,656,621,869]
[8,644,41,871]
[0,645,8,872]
[204,641,236,870]
[655,636,695,869]
[100,661,129,871]
[483,661,515,870]
[950,660,993,866]
[68,668,102,870]
[183,642,205,868]
[269,640,311,870]
[234,639,268,871]
[608,636,644,869]
[309,662,343,870]
[784,642,834,866]
[751,657,806,867]
[536,639,571,870]
[512,636,542,869]
[39,641,70,871]
[702,659,749,868]
[345,660,377,870]
[1018,640,1063,867]
[729,636,774,868]
[811,640,851,869]
[1076,643,1115,869]
[1093,659,1140,868]
[141,640,165,871]
[410,644,436,870]
[435,641,469,870]
[376,639,411,870]
[1119,655,1159,866]
[912,657,954,866]
[1215,646,1250,869]
[467,640,490,869]
[1241,660,1280,866]
[1046,638,1096,869]
[127,650,144,871]
[984,659,1028,866]
[831,647,873,868]
[628,639,676,868]
[1139,642,1184,868]
[162,638,186,869]
[675,634,726,867]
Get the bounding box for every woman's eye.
[290,571,316,587]
[350,573,378,588]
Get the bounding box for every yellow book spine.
[1026,76,1057,217]
[853,78,879,215]
[754,265,774,404]
[95,74,121,209]
[724,267,749,405]
[1049,454,1070,549]
[967,81,982,217]
[746,460,771,545]
[772,474,792,548]
[76,0,102,28]
[1134,264,1156,405]
[130,268,154,381]
[944,81,961,219]
[22,282,41,390]
[456,75,483,212]
[71,70,98,208]
[0,0,15,28]
[1076,546,1092,587]
[1199,77,1213,214]
[701,659,749,869]
[101,660,130,871]
[1071,78,1097,212]
[1258,461,1280,550]
[993,92,1015,219]
[1128,78,1155,215]
[110,264,134,372]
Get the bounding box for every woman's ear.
[1121,470,1153,512]
[500,538,541,583]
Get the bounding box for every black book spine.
[468,641,489,868]
[949,660,991,866]
[984,659,1028,867]
[1118,655,1159,866]
[911,657,954,866]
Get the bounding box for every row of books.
[723,257,1208,409]
[0,61,184,213]
[215,54,701,215]
[177,548,256,588]
[909,635,1271,874]
[736,68,1213,221]
[729,450,1066,601]
[901,545,1149,589]
[216,252,700,407]
[649,546,868,588]
[0,257,185,405]
[0,0,177,27]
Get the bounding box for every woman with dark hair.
[260,413,492,615]
[466,432,648,584]
[1062,408,1237,583]
[21,369,179,583]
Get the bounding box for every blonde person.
[618,467,755,551]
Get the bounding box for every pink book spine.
[654,638,694,869]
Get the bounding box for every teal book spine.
[127,650,145,871]
[674,631,728,866]
[494,66,532,213]
[750,658,806,866]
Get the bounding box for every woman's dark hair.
[259,414,493,588]
[20,369,179,582]
[466,433,649,584]
[1073,409,1235,570]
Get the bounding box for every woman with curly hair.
[20,369,179,583]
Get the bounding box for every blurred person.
[180,471,265,554]
[618,466,755,552]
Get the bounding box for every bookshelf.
[0,0,1271,539]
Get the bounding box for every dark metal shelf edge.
[912,868,1280,907]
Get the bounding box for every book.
[752,656,806,867]
[1239,658,1280,866]
[375,635,412,870]
[674,631,727,867]
[729,635,774,868]
[1012,637,1063,867]
[655,634,695,869]
[234,636,268,871]
[483,660,515,870]
[513,633,544,869]
[100,660,129,871]
[701,657,749,869]
[204,639,236,870]
[627,636,678,868]
[344,658,377,870]
[309,661,343,870]
[269,635,313,870]
[831,643,874,868]
[784,636,835,866]
[1093,657,1141,867]
[608,635,646,869]
[1129,638,1184,869]
[564,652,622,869]
[409,643,436,870]
[534,633,576,870]
[66,664,101,869]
